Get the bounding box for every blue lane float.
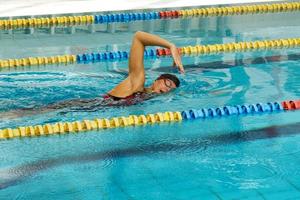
[181,102,284,120]
[76,49,156,63]
[94,12,160,24]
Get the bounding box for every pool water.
[0,9,300,199]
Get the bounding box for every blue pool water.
[0,10,300,199]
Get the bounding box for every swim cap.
[157,73,180,87]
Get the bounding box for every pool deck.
[0,0,282,17]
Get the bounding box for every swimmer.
[104,31,184,102]
[0,31,184,119]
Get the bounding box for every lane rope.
[0,37,300,68]
[0,2,299,30]
[0,100,299,140]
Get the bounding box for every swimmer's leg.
[0,98,106,120]
[0,105,60,120]
[0,108,43,120]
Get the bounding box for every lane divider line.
[0,2,299,30]
[0,55,77,68]
[0,100,299,140]
[1,37,300,68]
[158,38,300,56]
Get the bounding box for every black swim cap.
[157,73,180,87]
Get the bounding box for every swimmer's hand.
[170,44,184,73]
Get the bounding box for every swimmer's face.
[151,78,177,94]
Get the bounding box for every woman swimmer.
[105,31,184,100]
[0,31,184,119]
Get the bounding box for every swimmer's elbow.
[134,31,144,39]
[134,31,147,44]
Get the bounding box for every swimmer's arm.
[129,31,184,77]
[109,31,184,97]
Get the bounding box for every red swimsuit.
[103,92,150,106]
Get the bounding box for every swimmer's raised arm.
[130,31,184,75]
[109,31,184,98]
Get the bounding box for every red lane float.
[282,100,300,110]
